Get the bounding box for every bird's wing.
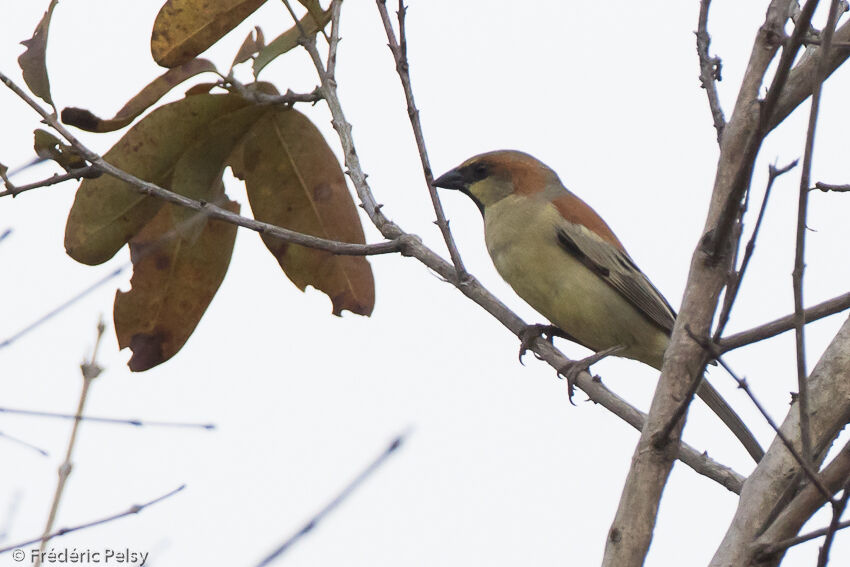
[555,219,676,334]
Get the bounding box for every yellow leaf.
[151,0,267,68]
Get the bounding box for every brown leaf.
[230,108,375,316]
[114,199,239,372]
[253,9,331,77]
[65,94,250,265]
[151,0,267,68]
[231,26,265,69]
[18,0,58,108]
[61,59,218,133]
[184,82,218,96]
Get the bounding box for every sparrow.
[434,150,763,462]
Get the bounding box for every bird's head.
[433,150,559,214]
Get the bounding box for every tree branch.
[710,315,850,566]
[0,165,98,198]
[602,3,808,565]
[0,485,185,554]
[719,291,850,352]
[376,0,467,277]
[696,0,726,143]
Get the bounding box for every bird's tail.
[696,379,764,463]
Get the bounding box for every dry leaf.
[230,107,375,316]
[114,200,239,371]
[151,0,267,68]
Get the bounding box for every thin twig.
[35,321,105,566]
[709,0,821,259]
[376,0,467,279]
[326,0,342,80]
[281,0,400,238]
[814,181,850,192]
[0,165,98,198]
[222,73,323,106]
[0,266,125,350]
[713,159,798,342]
[792,0,841,467]
[719,291,850,352]
[696,0,726,142]
[816,476,850,567]
[0,430,49,457]
[0,484,185,554]
[255,430,409,566]
[652,358,707,450]
[715,358,833,501]
[0,406,215,430]
[760,519,850,557]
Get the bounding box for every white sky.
[2,1,850,565]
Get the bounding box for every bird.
[433,149,764,462]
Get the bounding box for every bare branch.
[0,165,98,198]
[376,0,467,277]
[326,0,342,80]
[603,4,816,565]
[0,430,48,457]
[719,291,850,352]
[753,441,850,563]
[713,159,798,342]
[715,359,831,500]
[0,406,216,430]
[696,0,726,142]
[255,430,409,565]
[35,321,105,566]
[814,181,850,192]
[0,485,185,554]
[710,316,850,566]
[791,0,842,466]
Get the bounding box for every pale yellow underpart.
[483,194,670,368]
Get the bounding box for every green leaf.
[114,199,239,371]
[62,59,218,133]
[230,107,375,316]
[231,26,265,69]
[151,0,267,68]
[168,103,267,240]
[253,8,331,77]
[64,94,250,265]
[33,129,87,171]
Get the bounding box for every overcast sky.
[2,1,850,566]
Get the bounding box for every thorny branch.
[277,0,748,492]
[791,0,842,467]
[713,159,798,342]
[376,0,467,278]
[696,0,726,142]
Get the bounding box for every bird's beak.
[433,168,466,190]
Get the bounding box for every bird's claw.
[518,324,567,364]
[556,345,626,404]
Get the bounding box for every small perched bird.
[434,150,763,462]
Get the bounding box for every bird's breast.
[482,195,668,367]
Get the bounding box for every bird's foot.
[558,345,625,404]
[518,324,571,364]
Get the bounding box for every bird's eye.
[471,164,489,180]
